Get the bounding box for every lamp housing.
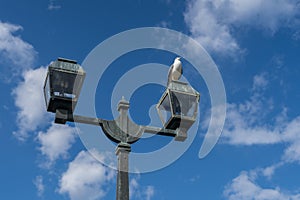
[43,58,85,115]
[156,80,200,130]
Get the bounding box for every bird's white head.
[175,57,181,61]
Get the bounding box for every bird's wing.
[167,64,174,86]
[179,63,183,75]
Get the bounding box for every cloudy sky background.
[1,0,300,199]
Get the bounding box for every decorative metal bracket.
[55,97,187,144]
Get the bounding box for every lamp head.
[43,58,86,115]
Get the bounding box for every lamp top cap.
[57,57,77,64]
[118,96,130,111]
[49,57,85,74]
[168,80,199,96]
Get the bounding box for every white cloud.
[188,174,201,183]
[0,21,45,141]
[130,175,155,200]
[221,72,300,168]
[222,103,282,146]
[223,123,281,146]
[33,176,45,197]
[184,0,299,56]
[48,0,61,10]
[0,21,36,74]
[58,150,115,200]
[130,177,139,198]
[12,67,50,141]
[281,117,300,164]
[261,164,281,180]
[224,170,300,200]
[253,73,268,91]
[222,96,300,163]
[37,123,77,166]
[220,70,286,144]
[144,186,155,200]
[184,0,240,56]
[157,21,172,28]
[292,30,300,40]
[221,0,297,31]
[221,73,282,145]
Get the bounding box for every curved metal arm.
[55,110,187,144]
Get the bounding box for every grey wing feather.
[167,64,174,86]
[180,64,183,76]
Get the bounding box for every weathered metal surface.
[44,58,86,113]
[50,58,85,74]
[156,80,200,130]
[116,143,131,200]
[101,119,142,144]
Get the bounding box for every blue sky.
[1,0,300,199]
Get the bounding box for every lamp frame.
[43,58,85,114]
[156,80,200,130]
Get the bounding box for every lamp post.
[43,58,200,200]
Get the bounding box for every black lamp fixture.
[156,80,200,131]
[43,58,85,123]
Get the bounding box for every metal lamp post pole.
[116,143,131,200]
[116,98,131,200]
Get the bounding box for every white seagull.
[167,57,182,86]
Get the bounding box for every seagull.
[167,57,182,86]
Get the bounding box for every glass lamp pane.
[50,70,78,98]
[44,73,51,107]
[171,92,198,118]
[161,93,171,110]
[159,109,172,125]
[157,94,172,125]
[44,58,86,113]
